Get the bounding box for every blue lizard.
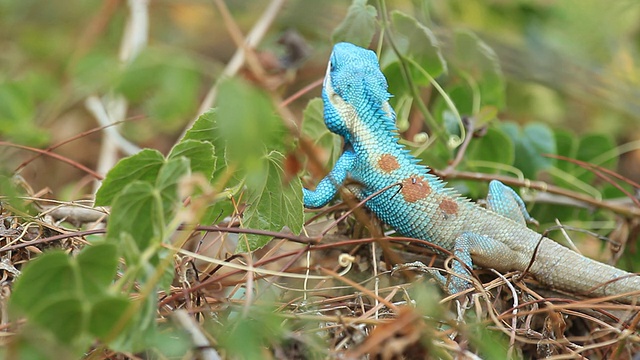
[303,42,640,302]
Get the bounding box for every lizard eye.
[329,53,339,72]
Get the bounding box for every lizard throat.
[324,72,358,133]
[324,80,397,146]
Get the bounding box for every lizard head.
[322,42,394,142]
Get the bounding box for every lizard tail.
[531,238,640,303]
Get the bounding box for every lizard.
[302,42,640,303]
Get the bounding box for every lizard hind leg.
[428,232,522,296]
[486,180,537,226]
[427,232,479,295]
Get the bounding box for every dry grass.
[2,198,639,359]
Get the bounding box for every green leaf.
[71,50,120,93]
[0,81,49,145]
[436,85,473,125]
[9,244,121,350]
[31,297,86,345]
[215,303,287,359]
[471,326,510,359]
[108,292,158,353]
[301,98,340,157]
[200,200,236,226]
[107,156,188,263]
[331,0,377,47]
[10,251,76,314]
[500,122,556,179]
[95,149,165,206]
[158,248,179,291]
[168,139,216,180]
[156,157,190,195]
[0,174,30,213]
[146,63,200,129]
[149,324,192,358]
[413,137,453,171]
[552,130,579,185]
[8,333,75,360]
[451,30,505,109]
[155,156,190,223]
[237,151,304,252]
[301,98,327,144]
[89,295,132,339]
[442,109,462,137]
[551,132,616,193]
[106,181,161,257]
[386,10,447,81]
[180,109,232,198]
[465,126,514,170]
[555,130,578,163]
[215,78,286,166]
[76,243,119,301]
[575,133,616,181]
[182,108,216,143]
[115,48,201,131]
[406,280,443,318]
[0,82,33,126]
[118,232,142,265]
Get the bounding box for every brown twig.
[547,153,640,208]
[14,117,142,173]
[441,170,640,217]
[0,141,103,180]
[442,116,476,176]
[186,0,286,136]
[321,182,402,237]
[280,78,323,108]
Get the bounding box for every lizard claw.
[392,261,473,296]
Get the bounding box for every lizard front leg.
[303,147,357,208]
[486,180,537,226]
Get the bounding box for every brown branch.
[15,117,141,173]
[280,78,323,108]
[547,153,640,208]
[193,225,319,245]
[546,153,640,189]
[440,170,640,218]
[0,141,102,180]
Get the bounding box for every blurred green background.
[1,0,639,197]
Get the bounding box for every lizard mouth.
[323,59,331,89]
[322,63,342,106]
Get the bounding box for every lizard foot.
[392,261,474,296]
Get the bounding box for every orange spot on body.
[377,153,400,173]
[439,198,459,215]
[401,176,431,202]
